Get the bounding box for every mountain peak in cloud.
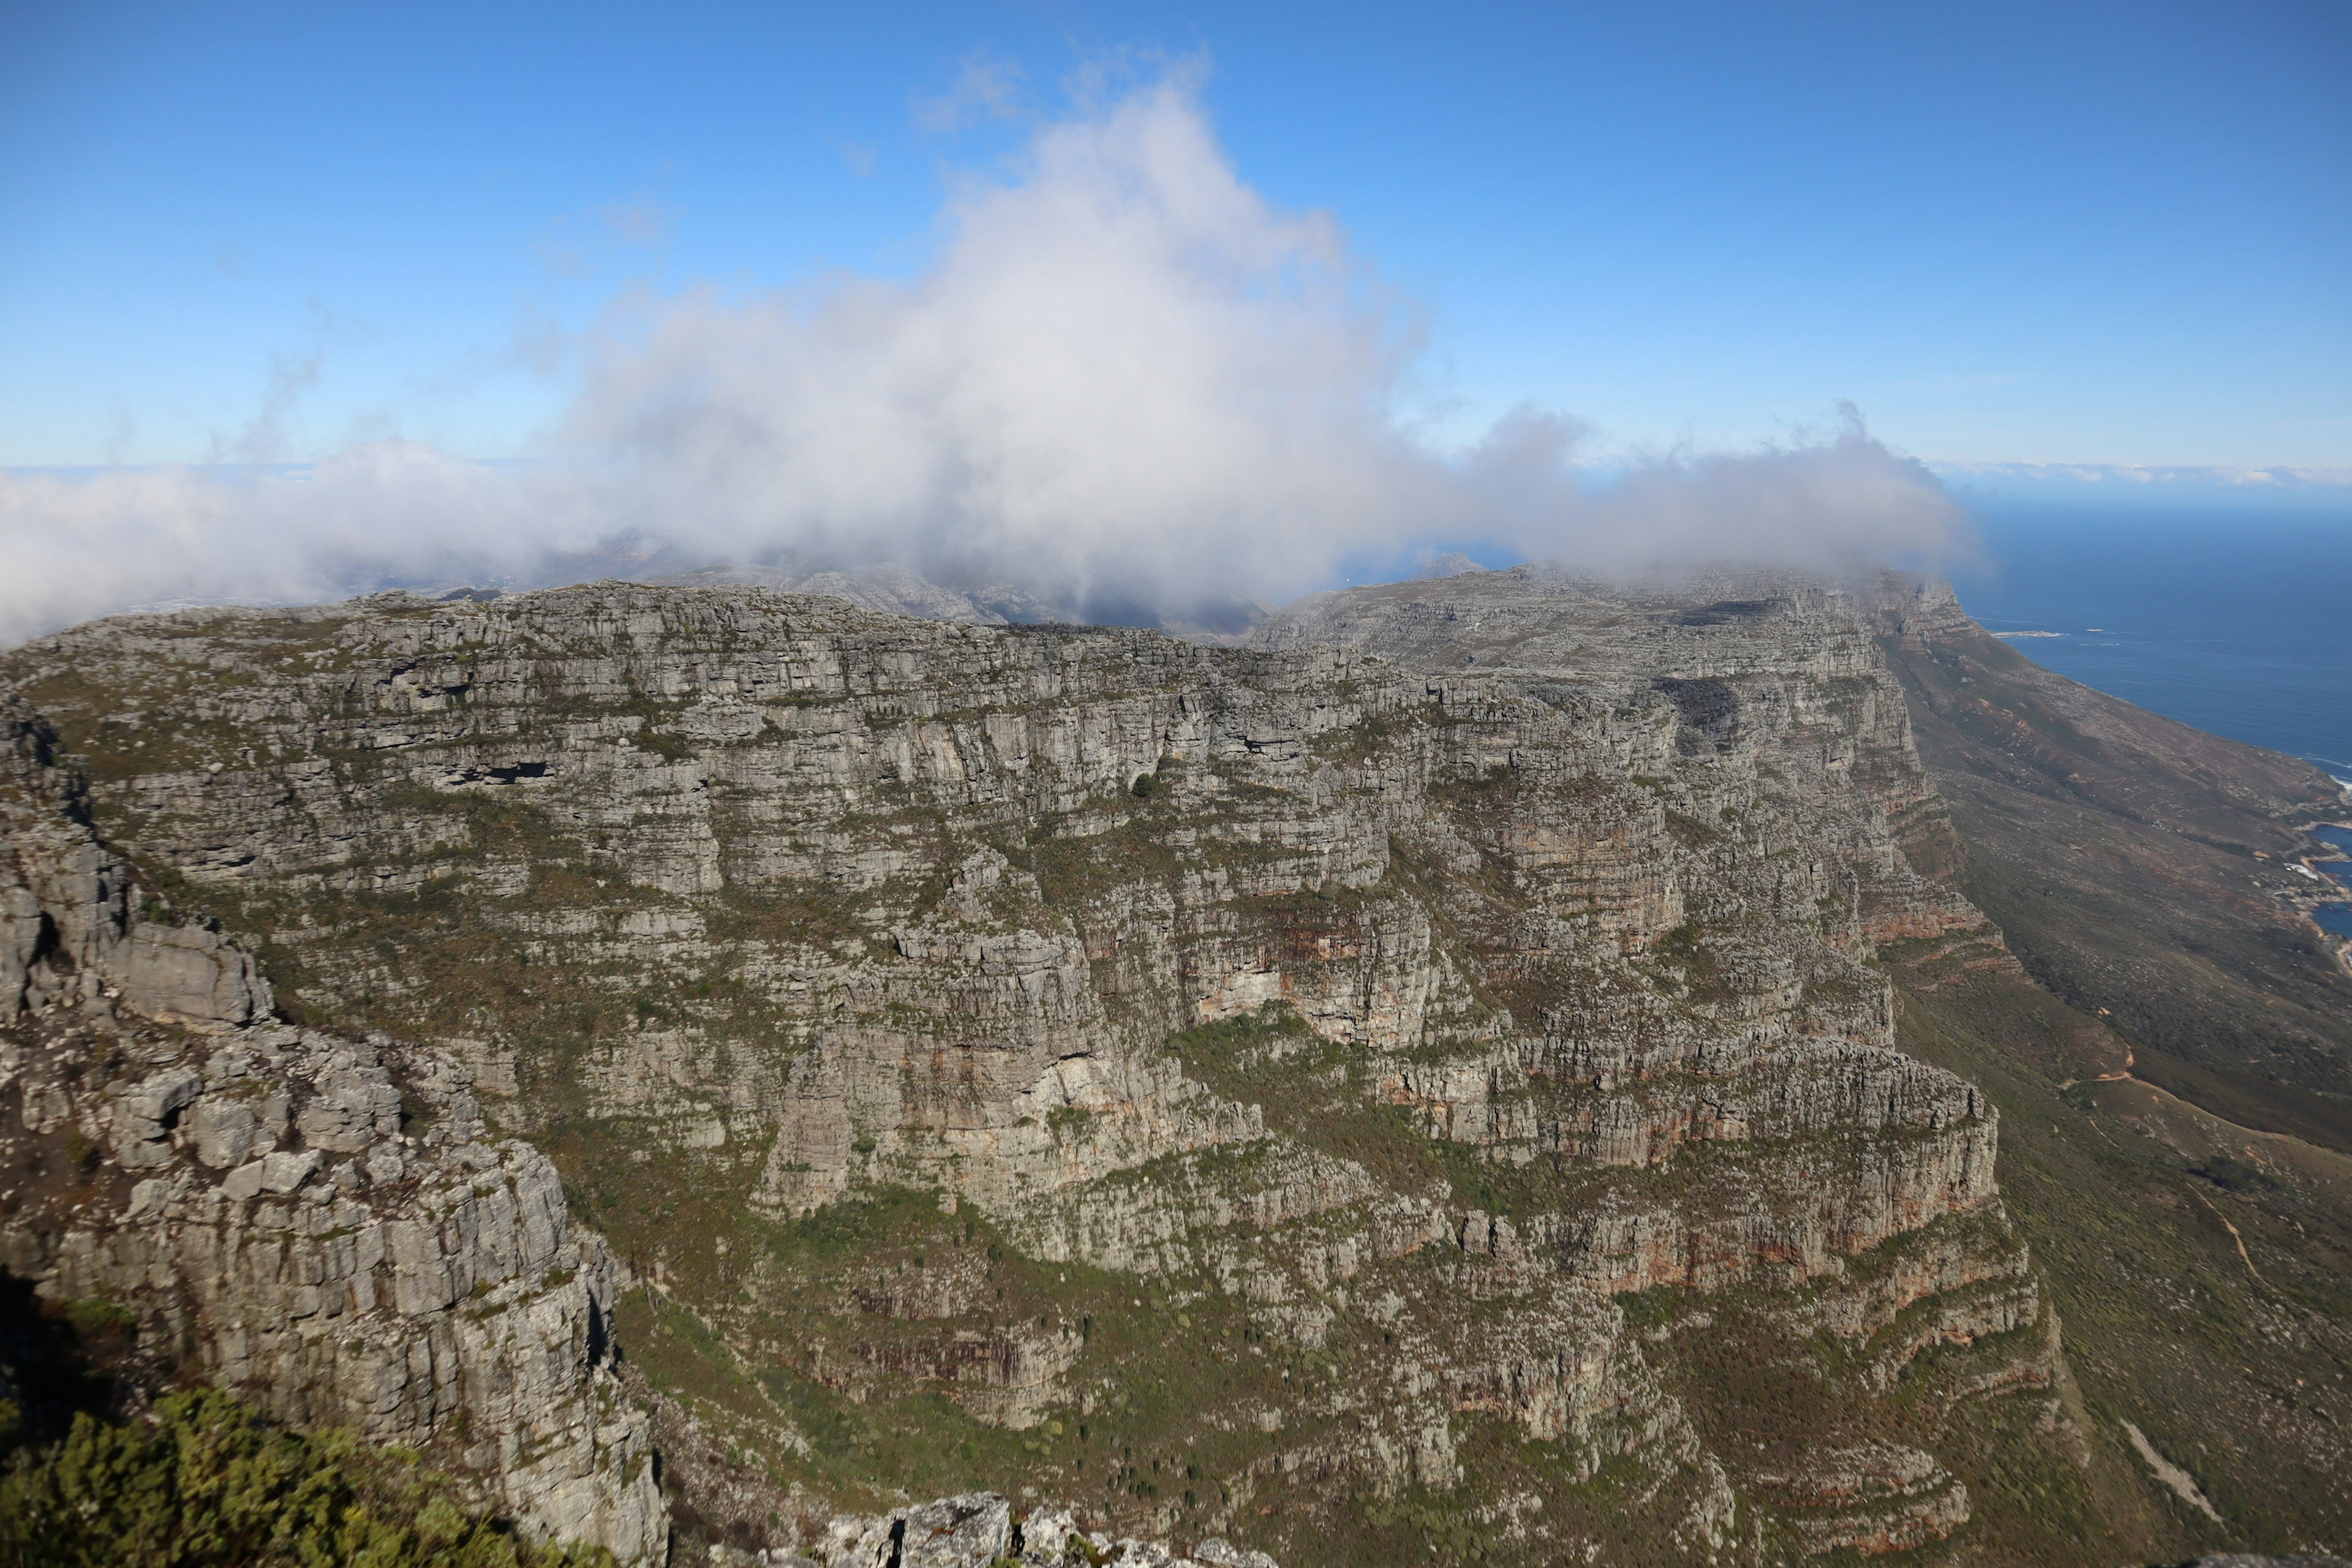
[0,70,1965,646]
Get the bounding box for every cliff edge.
[0,693,668,1562]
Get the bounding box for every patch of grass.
[60,1298,137,1338]
[1308,701,1441,766]
[1165,1003,1553,1214]
[1030,818,1183,907]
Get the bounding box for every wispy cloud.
[206,300,333,466]
[601,196,680,248]
[533,192,679,277]
[1934,460,2352,488]
[0,68,1969,644]
[916,48,1028,133]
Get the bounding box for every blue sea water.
[2315,827,2352,935]
[1951,505,2352,785]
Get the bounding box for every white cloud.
[561,75,1451,621]
[0,70,1970,646]
[0,443,551,639]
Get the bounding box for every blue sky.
[5,0,2345,473]
[1,1,2348,641]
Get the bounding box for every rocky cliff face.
[0,573,2089,1563]
[0,696,667,1563]
[1866,573,2352,1558]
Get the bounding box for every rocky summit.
[2,567,2346,1564]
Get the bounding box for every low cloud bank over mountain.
[0,74,1965,644]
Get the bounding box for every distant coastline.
[1957,506,2352,782]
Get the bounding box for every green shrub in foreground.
[0,1387,615,1568]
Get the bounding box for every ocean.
[2313,823,2352,937]
[1951,504,2352,786]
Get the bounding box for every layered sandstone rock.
[0,572,2073,1562]
[787,1491,1286,1568]
[0,696,666,1563]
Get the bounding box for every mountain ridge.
[0,568,2343,1562]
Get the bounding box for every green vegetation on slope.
[1880,616,2352,1153]
[1897,964,2352,1558]
[0,1387,614,1568]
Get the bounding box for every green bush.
[60,1298,137,1337]
[0,1388,614,1568]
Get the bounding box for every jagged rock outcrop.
[0,573,2079,1562]
[0,695,666,1562]
[2,699,270,1027]
[777,1492,1283,1568]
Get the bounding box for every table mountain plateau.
[1,566,2344,1565]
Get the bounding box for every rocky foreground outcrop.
[0,571,2094,1562]
[784,1491,1281,1568]
[0,695,667,1562]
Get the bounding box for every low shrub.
[0,1387,614,1568]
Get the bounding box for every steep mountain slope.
[1262,566,2352,1556]
[0,576,2122,1564]
[1872,575,2352,1148]
[0,695,668,1562]
[1868,575,2352,1558]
